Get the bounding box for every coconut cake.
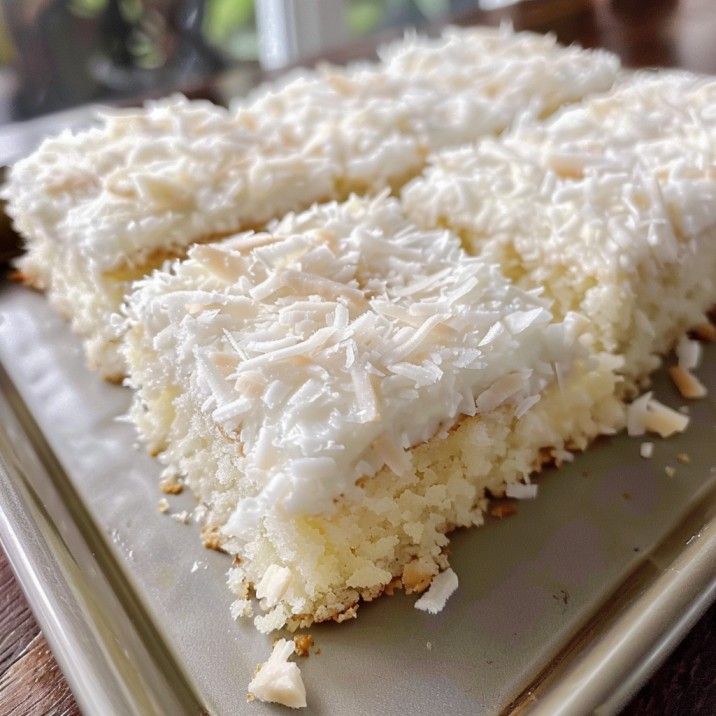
[402,73,716,387]
[123,195,623,631]
[2,26,619,379]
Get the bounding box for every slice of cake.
[402,73,716,386]
[123,195,623,631]
[3,26,619,379]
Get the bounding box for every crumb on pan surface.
[248,639,306,709]
[124,195,624,631]
[3,26,619,378]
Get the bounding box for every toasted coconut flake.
[644,398,690,438]
[665,466,676,478]
[669,366,707,400]
[693,322,716,342]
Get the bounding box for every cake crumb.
[248,639,306,708]
[192,503,208,523]
[489,501,518,519]
[640,442,654,459]
[201,528,224,551]
[293,635,313,657]
[333,605,358,623]
[170,510,190,524]
[230,599,253,620]
[157,498,170,513]
[676,452,690,465]
[665,465,676,478]
[402,562,435,594]
[160,477,183,494]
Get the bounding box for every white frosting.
[4,26,618,275]
[127,196,585,536]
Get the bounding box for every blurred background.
[0,0,713,164]
[0,0,504,122]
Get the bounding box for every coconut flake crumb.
[505,482,538,499]
[676,452,690,465]
[157,498,170,513]
[665,466,676,478]
[247,639,307,709]
[644,399,690,438]
[640,442,654,459]
[627,392,652,436]
[669,366,707,400]
[426,641,432,651]
[414,568,459,614]
[676,336,702,371]
[628,393,690,438]
[170,510,190,524]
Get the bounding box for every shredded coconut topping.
[4,26,617,275]
[403,73,716,380]
[127,196,582,535]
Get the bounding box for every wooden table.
[0,0,715,713]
